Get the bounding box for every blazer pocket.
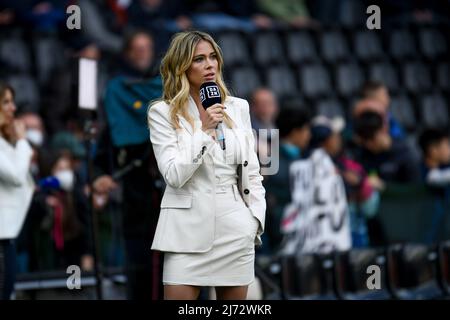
[160,192,192,209]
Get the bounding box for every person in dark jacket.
[263,107,311,253]
[92,30,164,300]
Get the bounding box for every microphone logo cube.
[206,86,220,99]
[200,87,206,103]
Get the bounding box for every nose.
[205,57,214,69]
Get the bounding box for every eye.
[194,56,204,62]
[210,53,217,59]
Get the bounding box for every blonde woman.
[0,82,34,300]
[148,31,266,300]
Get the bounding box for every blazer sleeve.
[148,103,217,189]
[241,100,266,231]
[0,139,33,187]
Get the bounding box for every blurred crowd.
[1,0,450,300]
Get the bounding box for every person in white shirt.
[0,82,34,300]
[147,31,266,300]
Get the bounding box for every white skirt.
[162,184,259,287]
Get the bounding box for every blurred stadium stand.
[1,1,450,300]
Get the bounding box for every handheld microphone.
[200,82,225,150]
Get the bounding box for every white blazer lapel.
[177,96,201,135]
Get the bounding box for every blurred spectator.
[250,88,279,133]
[17,111,46,149]
[310,115,381,248]
[0,82,34,300]
[14,112,48,273]
[77,0,123,54]
[349,111,421,246]
[183,0,272,32]
[359,81,405,140]
[127,0,191,54]
[350,111,420,184]
[113,30,156,78]
[249,88,279,161]
[18,0,67,33]
[263,107,311,253]
[419,129,450,189]
[258,0,318,28]
[37,147,92,271]
[418,128,450,243]
[93,30,163,300]
[41,37,104,135]
[0,1,17,28]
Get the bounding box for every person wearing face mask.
[13,111,47,273]
[17,112,46,148]
[0,82,35,300]
[37,149,93,271]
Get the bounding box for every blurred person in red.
[37,146,93,272]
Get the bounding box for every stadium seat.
[353,30,385,62]
[418,28,447,60]
[299,63,332,99]
[436,63,450,91]
[389,29,417,61]
[320,30,350,63]
[335,62,365,98]
[264,65,299,99]
[7,74,40,113]
[333,248,392,300]
[0,36,32,73]
[279,96,307,112]
[315,98,345,119]
[403,61,432,93]
[285,31,318,65]
[217,32,250,67]
[419,92,449,129]
[437,240,450,297]
[228,66,262,99]
[377,184,434,243]
[280,252,337,300]
[389,94,417,132]
[368,61,400,92]
[386,243,444,300]
[339,0,366,29]
[405,133,422,165]
[252,32,286,66]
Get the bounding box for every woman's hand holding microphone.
[201,103,226,139]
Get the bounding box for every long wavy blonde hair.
[153,31,234,130]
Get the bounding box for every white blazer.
[0,136,34,240]
[148,95,266,253]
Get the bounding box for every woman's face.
[186,40,218,91]
[52,156,72,176]
[1,89,16,124]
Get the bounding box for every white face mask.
[55,170,75,192]
[26,129,44,147]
